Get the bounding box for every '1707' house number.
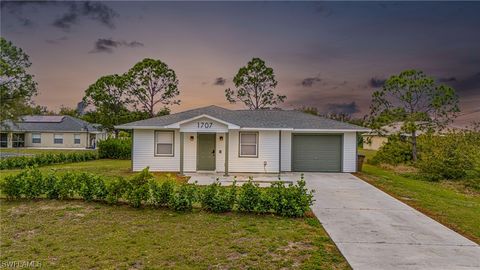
[197,122,213,128]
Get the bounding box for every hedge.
[98,138,131,159]
[0,151,99,170]
[0,167,315,217]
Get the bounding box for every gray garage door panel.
[292,134,342,172]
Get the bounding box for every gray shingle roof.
[1,115,103,132]
[117,105,369,131]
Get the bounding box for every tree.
[0,37,38,124]
[369,70,459,161]
[58,105,80,117]
[225,58,286,110]
[83,74,132,135]
[298,106,319,116]
[126,58,179,118]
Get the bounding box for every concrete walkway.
[304,173,480,270]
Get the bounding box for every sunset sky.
[2,1,479,125]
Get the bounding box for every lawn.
[0,159,188,183]
[357,149,480,244]
[0,200,349,269]
[0,148,94,155]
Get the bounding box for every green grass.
[0,200,350,269]
[357,149,480,243]
[0,159,187,183]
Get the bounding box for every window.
[155,131,174,156]
[54,134,63,144]
[0,133,7,148]
[12,133,25,148]
[32,133,41,144]
[239,132,258,157]
[74,134,81,144]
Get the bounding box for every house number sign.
[197,122,213,129]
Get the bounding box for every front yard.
[0,159,350,269]
[357,149,480,244]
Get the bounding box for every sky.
[1,1,479,125]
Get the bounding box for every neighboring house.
[362,122,426,150]
[116,105,369,174]
[0,115,107,149]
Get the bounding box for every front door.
[197,133,216,171]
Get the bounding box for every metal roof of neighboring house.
[1,115,103,133]
[116,105,369,131]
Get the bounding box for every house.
[0,115,107,149]
[116,105,369,174]
[362,122,426,150]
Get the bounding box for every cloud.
[438,77,457,83]
[45,36,69,44]
[90,38,144,53]
[301,76,321,87]
[213,77,226,86]
[52,2,118,30]
[325,102,360,114]
[369,77,386,88]
[445,72,480,97]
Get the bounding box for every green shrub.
[370,136,412,165]
[57,172,79,200]
[106,177,128,204]
[200,179,236,213]
[93,176,108,201]
[0,151,98,170]
[78,173,96,201]
[237,179,262,213]
[150,180,175,207]
[1,174,23,199]
[269,176,314,217]
[417,132,480,180]
[44,172,60,199]
[19,167,44,199]
[98,138,131,159]
[125,167,152,207]
[169,183,197,212]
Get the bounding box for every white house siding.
[343,132,357,172]
[132,129,180,172]
[280,131,292,172]
[179,117,228,133]
[228,130,280,173]
[183,132,197,172]
[216,133,226,172]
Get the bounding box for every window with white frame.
[239,132,258,157]
[155,131,174,156]
[32,133,41,144]
[54,134,63,144]
[74,134,81,144]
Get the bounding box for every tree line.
[1,37,464,160]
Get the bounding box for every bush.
[19,167,44,199]
[0,151,98,170]
[106,177,128,204]
[44,172,60,199]
[169,183,197,212]
[417,132,480,180]
[269,176,314,217]
[98,138,131,159]
[1,174,23,199]
[57,172,79,200]
[125,167,152,207]
[200,179,236,213]
[150,180,175,207]
[370,136,412,165]
[237,179,262,213]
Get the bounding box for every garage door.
[292,134,342,172]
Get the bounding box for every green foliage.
[237,179,263,212]
[125,167,153,207]
[57,172,79,200]
[106,177,128,204]
[19,167,44,199]
[44,172,60,199]
[0,37,38,123]
[370,136,413,165]
[225,58,286,110]
[77,173,107,202]
[200,179,237,213]
[150,180,175,207]
[98,138,132,159]
[417,132,480,180]
[168,183,197,212]
[268,176,315,217]
[1,174,23,199]
[0,151,99,170]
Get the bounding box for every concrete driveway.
[304,173,480,270]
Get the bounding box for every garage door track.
[304,173,480,270]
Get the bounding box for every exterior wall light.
[219,136,224,141]
[190,135,195,141]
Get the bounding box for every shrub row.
[0,151,99,170]
[98,138,131,159]
[1,167,315,217]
